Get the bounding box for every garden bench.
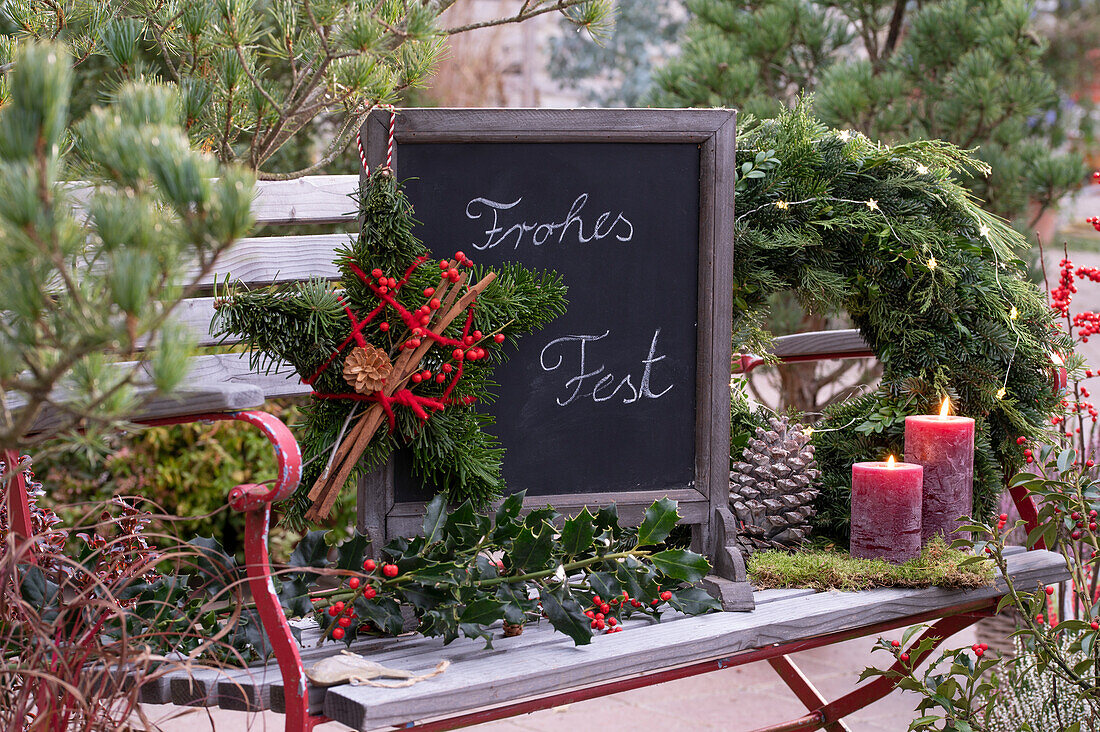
[8,173,1070,732]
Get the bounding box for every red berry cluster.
[1067,508,1098,540]
[313,557,400,641]
[583,590,675,635]
[970,642,989,658]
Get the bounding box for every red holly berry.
[651,599,659,606]
[453,349,464,360]
[378,285,388,294]
[372,268,383,278]
[363,559,376,571]
[1024,449,1032,457]
[975,648,985,657]
[900,653,910,662]
[406,338,421,349]
[595,619,605,630]
[440,260,450,270]
[1089,460,1095,468]
[442,364,453,373]
[473,330,483,340]
[585,611,594,619]
[660,591,672,601]
[328,606,339,616]
[463,335,475,346]
[1016,436,1027,445]
[333,601,344,612]
[436,374,446,383]
[608,617,618,627]
[379,322,389,332]
[455,250,466,261]
[1036,615,1045,624]
[1091,523,1098,531]
[424,287,435,297]
[600,604,610,614]
[411,373,423,383]
[494,333,505,343]
[592,596,602,604]
[999,513,1008,521]
[1091,621,1099,630]
[332,627,345,640]
[364,586,377,599]
[591,620,598,629]
[1073,530,1082,539]
[382,564,399,578]
[891,640,901,647]
[338,616,352,628]
[980,643,988,651]
[430,298,441,310]
[348,577,360,590]
[1046,586,1055,595]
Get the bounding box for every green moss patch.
[748,538,993,592]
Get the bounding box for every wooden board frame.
[360,108,751,610]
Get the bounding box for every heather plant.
[0,458,251,730]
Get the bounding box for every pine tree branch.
[444,0,588,35]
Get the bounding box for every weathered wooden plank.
[252,176,358,225]
[771,330,872,360]
[323,550,1068,730]
[69,175,358,225]
[23,382,265,435]
[185,232,347,289]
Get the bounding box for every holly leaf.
[510,525,553,571]
[650,549,711,582]
[357,596,404,635]
[444,501,481,549]
[460,597,504,626]
[277,576,314,617]
[288,530,329,571]
[636,498,679,547]
[335,532,371,571]
[400,584,448,613]
[495,490,525,526]
[667,587,721,615]
[422,494,448,544]
[495,583,534,624]
[539,587,592,646]
[560,508,596,557]
[587,571,621,601]
[594,504,620,537]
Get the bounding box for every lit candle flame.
[939,398,951,417]
[886,455,896,468]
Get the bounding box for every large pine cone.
[343,345,393,393]
[730,416,820,556]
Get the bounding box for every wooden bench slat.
[187,232,347,289]
[771,330,872,360]
[251,176,358,225]
[322,550,1067,730]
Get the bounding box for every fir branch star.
[979,224,991,238]
[866,199,879,211]
[927,257,937,270]
[915,164,929,175]
[775,200,789,210]
[838,130,852,141]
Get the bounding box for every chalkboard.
[395,140,699,499]
[361,109,737,548]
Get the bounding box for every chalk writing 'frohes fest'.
[465,194,674,407]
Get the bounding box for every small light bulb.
[1009,306,1018,320]
[996,387,1007,400]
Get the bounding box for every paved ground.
[143,624,977,732]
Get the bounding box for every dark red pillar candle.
[904,401,975,543]
[850,457,923,563]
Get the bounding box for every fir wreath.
[213,173,567,526]
[733,104,1072,542]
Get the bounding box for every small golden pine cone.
[343,345,393,394]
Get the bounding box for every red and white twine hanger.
[357,105,397,175]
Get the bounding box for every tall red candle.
[851,456,923,563]
[904,399,975,543]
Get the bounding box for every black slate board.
[394,141,701,499]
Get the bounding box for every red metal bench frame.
[5,343,1046,732]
